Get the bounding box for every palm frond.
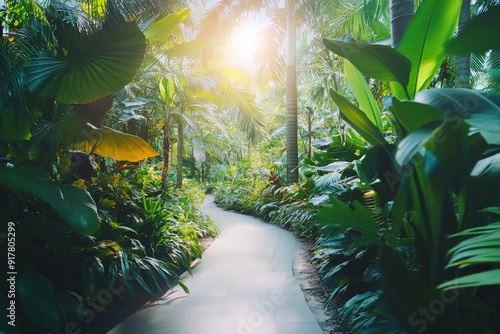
[255,11,286,84]
[439,220,500,289]
[322,0,390,41]
[215,82,266,142]
[486,49,500,93]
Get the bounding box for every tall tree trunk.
[286,0,299,185]
[455,0,471,88]
[161,108,171,189]
[307,111,313,159]
[0,0,4,37]
[390,0,414,48]
[176,106,184,189]
[190,145,196,179]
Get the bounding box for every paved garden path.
[108,195,324,334]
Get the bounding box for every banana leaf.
[329,89,387,146]
[344,59,383,131]
[323,37,411,94]
[396,0,462,99]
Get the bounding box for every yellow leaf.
[74,124,159,162]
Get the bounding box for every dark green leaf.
[323,38,411,91]
[0,165,100,235]
[415,89,500,144]
[439,269,500,289]
[329,89,387,146]
[317,197,380,239]
[391,99,444,133]
[18,271,61,332]
[447,5,500,55]
[395,127,435,166]
[0,106,32,141]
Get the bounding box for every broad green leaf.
[18,271,61,332]
[24,21,146,104]
[323,38,411,94]
[395,118,485,191]
[0,165,100,235]
[391,99,444,133]
[329,89,387,146]
[468,153,500,214]
[37,183,101,235]
[395,127,435,166]
[344,60,383,130]
[397,0,462,99]
[312,161,350,172]
[414,89,500,144]
[143,8,190,43]
[166,39,217,58]
[481,207,500,215]
[317,197,380,238]
[447,5,500,55]
[0,106,31,141]
[73,124,159,162]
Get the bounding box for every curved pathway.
[108,195,324,334]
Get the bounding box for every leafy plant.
[315,1,500,332]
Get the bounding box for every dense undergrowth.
[1,161,219,334]
[214,182,319,239]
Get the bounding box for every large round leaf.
[24,21,146,104]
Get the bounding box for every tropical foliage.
[3,0,500,333]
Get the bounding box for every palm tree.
[456,0,471,88]
[389,0,414,47]
[285,0,299,184]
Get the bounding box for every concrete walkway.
[107,195,324,334]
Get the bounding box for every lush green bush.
[0,162,218,333]
[314,3,500,333]
[213,181,320,239]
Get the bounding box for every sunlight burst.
[228,20,261,67]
